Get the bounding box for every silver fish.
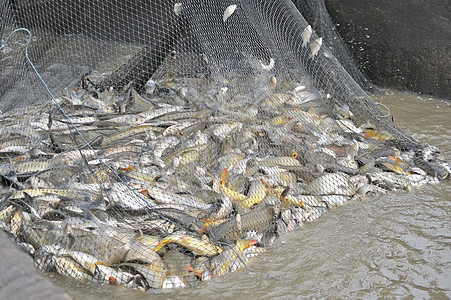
[301,25,312,46]
[310,37,322,58]
[261,57,275,71]
[141,186,211,211]
[108,182,153,211]
[223,4,237,22]
[174,3,182,16]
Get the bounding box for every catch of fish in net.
[1,0,450,294]
[0,73,449,291]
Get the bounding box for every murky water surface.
[53,89,451,299]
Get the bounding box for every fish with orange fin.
[200,217,226,235]
[362,127,393,141]
[219,168,247,201]
[220,168,229,186]
[379,148,410,175]
[375,148,410,175]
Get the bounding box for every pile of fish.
[0,75,449,291]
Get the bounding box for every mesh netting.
[1,0,449,292]
[291,0,380,94]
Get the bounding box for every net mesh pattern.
[292,0,379,93]
[0,0,449,292]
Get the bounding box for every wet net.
[1,0,449,292]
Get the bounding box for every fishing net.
[0,0,449,292]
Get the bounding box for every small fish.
[223,4,237,22]
[301,25,312,46]
[261,57,275,70]
[174,3,182,16]
[310,37,322,58]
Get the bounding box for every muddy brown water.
[51,89,451,299]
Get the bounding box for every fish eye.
[292,152,298,159]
